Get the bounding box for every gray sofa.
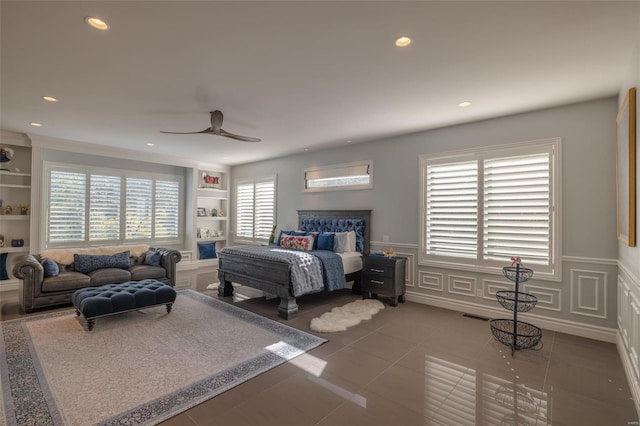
[12,246,181,313]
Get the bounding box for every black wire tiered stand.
[490,262,543,355]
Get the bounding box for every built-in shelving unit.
[0,132,32,291]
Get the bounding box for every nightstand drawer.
[362,263,394,278]
[362,276,394,291]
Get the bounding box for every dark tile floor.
[1,272,637,425]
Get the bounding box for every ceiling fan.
[161,110,261,142]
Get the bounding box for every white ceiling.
[2,1,639,166]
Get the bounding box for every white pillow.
[346,230,356,252]
[333,232,349,253]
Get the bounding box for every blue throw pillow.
[198,242,217,259]
[145,250,162,266]
[317,233,335,251]
[74,251,130,274]
[276,230,291,246]
[41,258,59,277]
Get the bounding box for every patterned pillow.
[280,235,315,251]
[74,251,131,274]
[145,250,162,266]
[41,258,59,277]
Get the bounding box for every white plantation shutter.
[483,153,550,265]
[46,164,183,247]
[155,180,180,239]
[426,161,478,258]
[89,174,121,241]
[236,177,276,241]
[236,183,255,239]
[254,180,276,239]
[49,171,86,243]
[126,178,153,239]
[420,138,559,278]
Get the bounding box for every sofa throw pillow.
[41,258,59,277]
[280,235,315,251]
[74,251,131,274]
[316,233,335,251]
[198,242,217,259]
[145,250,162,266]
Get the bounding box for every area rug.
[310,299,385,332]
[0,290,325,426]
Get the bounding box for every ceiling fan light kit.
[160,110,261,142]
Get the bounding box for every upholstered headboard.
[297,210,371,254]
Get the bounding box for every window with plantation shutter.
[126,178,153,239]
[235,176,276,242]
[155,180,180,239]
[419,138,560,280]
[304,160,372,191]
[89,174,121,241]
[48,170,86,243]
[45,163,183,248]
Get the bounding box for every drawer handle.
[370,280,385,285]
[370,268,385,273]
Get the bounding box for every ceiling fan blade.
[210,110,223,131]
[160,128,213,135]
[220,129,261,142]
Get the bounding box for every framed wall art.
[615,87,636,247]
[199,171,222,189]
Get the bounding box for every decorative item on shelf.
[0,234,4,248]
[217,209,225,217]
[371,247,395,258]
[199,171,221,189]
[268,225,277,244]
[0,199,3,211]
[210,208,218,217]
[489,257,542,356]
[11,239,24,247]
[211,229,219,237]
[3,205,12,215]
[0,146,14,171]
[196,207,207,217]
[19,204,29,215]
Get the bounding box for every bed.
[217,209,371,319]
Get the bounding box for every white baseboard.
[405,291,617,343]
[618,332,640,420]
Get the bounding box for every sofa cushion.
[144,250,162,266]
[88,268,132,286]
[74,251,130,274]
[129,264,166,281]
[41,258,59,277]
[42,272,91,293]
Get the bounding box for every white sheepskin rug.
[310,299,385,333]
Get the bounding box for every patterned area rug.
[0,290,325,425]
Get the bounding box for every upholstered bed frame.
[217,209,371,319]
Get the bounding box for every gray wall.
[233,97,618,258]
[232,97,621,336]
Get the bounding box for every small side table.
[361,256,406,306]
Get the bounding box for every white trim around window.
[43,162,184,249]
[303,160,373,192]
[234,175,277,244]
[419,138,562,281]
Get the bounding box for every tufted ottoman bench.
[72,279,177,330]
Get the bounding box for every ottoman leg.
[87,318,95,331]
[166,303,173,314]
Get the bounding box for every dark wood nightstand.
[361,256,406,306]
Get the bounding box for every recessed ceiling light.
[346,140,352,144]
[42,96,58,102]
[85,16,110,31]
[458,101,472,107]
[223,157,229,160]
[146,143,155,147]
[30,122,42,127]
[395,36,412,47]
[304,148,309,151]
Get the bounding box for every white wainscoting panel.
[522,284,562,312]
[482,279,511,302]
[570,269,607,319]
[419,271,444,292]
[448,274,476,297]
